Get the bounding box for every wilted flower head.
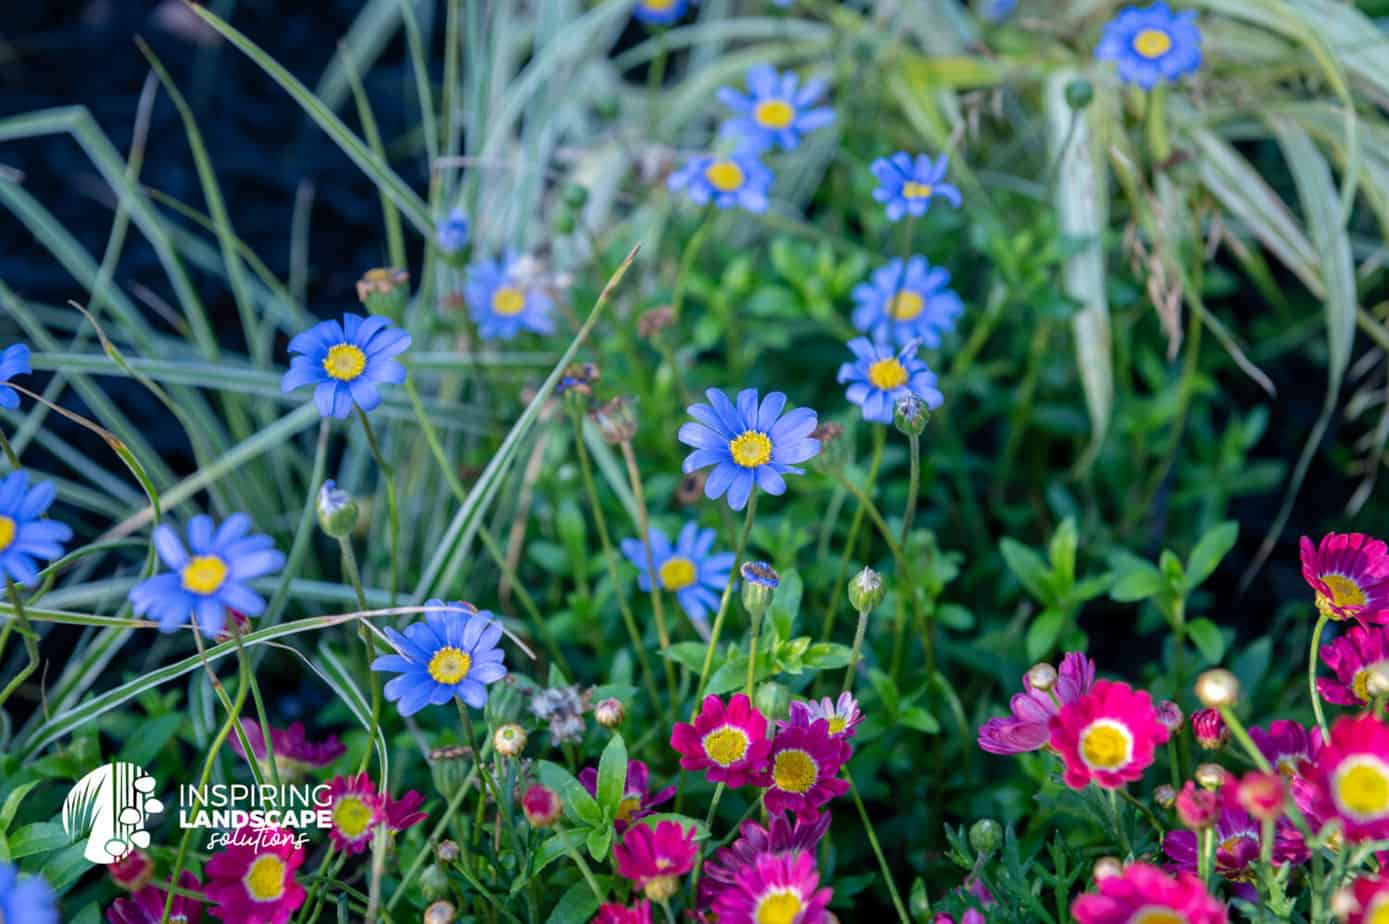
[355,268,409,315]
[531,684,592,744]
[591,396,637,444]
[637,305,676,340]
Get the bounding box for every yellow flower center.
[754,100,795,129]
[901,181,933,200]
[867,358,909,391]
[491,287,526,316]
[1129,909,1187,924]
[322,343,367,382]
[728,431,773,468]
[1323,573,1367,608]
[1277,757,1300,778]
[658,556,698,591]
[0,515,14,552]
[1132,28,1173,59]
[1353,665,1389,703]
[243,854,286,903]
[828,716,847,735]
[616,796,642,823]
[643,0,675,9]
[705,161,746,192]
[756,890,805,924]
[888,290,924,321]
[1079,719,1133,771]
[428,646,472,685]
[333,795,375,839]
[1334,755,1389,820]
[703,726,750,766]
[771,748,817,793]
[1368,896,1389,924]
[645,876,679,902]
[181,555,229,595]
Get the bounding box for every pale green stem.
[1310,611,1331,739]
[693,493,758,710]
[621,439,679,708]
[846,767,912,923]
[354,406,399,604]
[843,605,871,694]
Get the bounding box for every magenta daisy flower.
[1071,863,1227,924]
[579,760,674,832]
[671,694,773,788]
[324,773,383,854]
[978,652,1094,754]
[593,902,654,924]
[1344,875,1389,924]
[1163,806,1298,893]
[613,821,698,902]
[712,850,833,924]
[764,719,851,821]
[1250,719,1316,778]
[105,872,202,924]
[204,826,306,924]
[1302,714,1389,842]
[228,720,344,780]
[1301,532,1389,623]
[779,693,862,739]
[1048,679,1169,790]
[699,813,830,910]
[383,790,427,833]
[1318,623,1389,705]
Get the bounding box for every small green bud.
[419,864,451,902]
[754,681,790,722]
[969,818,1003,854]
[317,480,359,539]
[893,394,930,437]
[1065,79,1094,111]
[562,183,589,209]
[429,745,471,799]
[553,210,576,234]
[594,97,620,120]
[847,567,885,613]
[740,561,779,616]
[356,267,410,318]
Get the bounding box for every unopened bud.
[493,724,527,758]
[893,393,930,436]
[436,840,460,863]
[590,396,637,444]
[356,267,409,317]
[1065,79,1094,111]
[317,479,359,539]
[1191,708,1228,749]
[424,900,458,924]
[1176,781,1219,829]
[1195,669,1239,709]
[1195,762,1227,791]
[107,849,153,892]
[968,819,1002,854]
[1367,662,1389,699]
[420,863,450,901]
[595,698,625,729]
[522,784,562,828]
[740,561,779,615]
[1026,662,1058,693]
[754,681,790,723]
[1092,857,1123,882]
[1156,700,1183,731]
[1153,784,1177,809]
[637,305,676,340]
[848,567,885,613]
[1234,770,1285,822]
[429,745,471,799]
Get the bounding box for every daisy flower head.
[1303,714,1389,842]
[978,651,1095,755]
[594,902,654,924]
[613,820,698,902]
[712,850,833,924]
[228,720,345,781]
[871,152,961,222]
[1250,719,1315,778]
[633,0,689,25]
[763,719,852,821]
[1301,533,1389,623]
[435,207,470,255]
[129,514,283,636]
[851,256,963,349]
[1095,3,1202,91]
[204,826,306,924]
[838,337,943,425]
[671,693,773,787]
[716,64,835,154]
[465,253,556,341]
[324,773,384,854]
[1344,875,1389,924]
[371,600,507,716]
[1319,623,1389,705]
[1048,679,1170,790]
[1071,862,1227,924]
[0,343,31,409]
[0,860,58,924]
[0,470,72,587]
[678,388,819,511]
[1163,806,1297,892]
[780,693,863,739]
[579,759,675,832]
[667,154,773,214]
[620,522,734,630]
[699,812,831,911]
[106,872,202,924]
[282,313,411,419]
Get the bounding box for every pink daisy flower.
[977,652,1095,754]
[384,790,427,833]
[1071,862,1227,924]
[671,694,773,788]
[1319,624,1389,705]
[204,826,306,924]
[1048,679,1169,790]
[699,812,831,910]
[105,872,202,924]
[579,759,675,831]
[324,773,384,854]
[613,820,698,901]
[228,720,344,780]
[1344,874,1389,924]
[107,849,154,892]
[933,914,984,924]
[1163,806,1299,894]
[1302,714,1389,842]
[779,693,863,739]
[763,719,851,821]
[1301,532,1389,623]
[713,850,833,924]
[1250,719,1317,777]
[592,902,654,924]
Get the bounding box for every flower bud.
[317,479,359,539]
[562,184,589,209]
[356,267,410,317]
[107,849,153,892]
[1195,669,1239,709]
[522,784,562,828]
[1367,662,1389,699]
[590,396,637,444]
[893,393,930,437]
[420,863,451,901]
[1233,770,1285,822]
[436,840,460,863]
[1153,784,1177,809]
[1065,78,1094,111]
[644,875,680,903]
[1156,700,1183,732]
[553,210,576,235]
[1092,856,1123,882]
[595,698,625,730]
[493,723,527,758]
[1195,762,1227,791]
[435,208,470,260]
[637,305,676,340]
[429,745,471,799]
[968,819,1002,854]
[809,422,847,470]
[424,900,458,924]
[740,561,779,615]
[847,567,885,614]
[1176,780,1219,829]
[754,681,790,723]
[1191,708,1228,750]
[1025,662,1058,693]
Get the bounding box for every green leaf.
[801,643,853,670]
[1109,562,1165,602]
[586,826,612,862]
[537,761,601,829]
[1025,610,1066,662]
[530,829,588,879]
[546,880,602,924]
[1000,539,1052,605]
[1186,618,1227,665]
[1186,522,1239,589]
[595,734,628,820]
[7,822,71,859]
[1048,517,1078,588]
[663,642,708,673]
[899,706,940,734]
[0,781,41,832]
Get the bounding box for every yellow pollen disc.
[243,854,286,902]
[1129,909,1188,924]
[643,0,675,9]
[1218,834,1248,855]
[754,100,795,129]
[0,515,15,552]
[181,555,229,595]
[756,891,805,924]
[703,726,750,766]
[867,358,909,391]
[645,876,679,903]
[615,796,642,823]
[1368,897,1389,924]
[728,431,773,469]
[491,287,526,316]
[1132,28,1173,59]
[828,716,847,735]
[888,290,924,321]
[901,181,933,200]
[658,556,698,591]
[772,749,818,793]
[428,646,472,684]
[1079,719,1133,771]
[1323,573,1367,608]
[1355,667,1386,703]
[705,161,746,192]
[1277,757,1300,778]
[333,796,374,839]
[1334,756,1389,820]
[322,343,367,382]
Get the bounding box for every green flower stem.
[745,605,762,698]
[843,604,871,694]
[1147,82,1171,165]
[294,846,341,924]
[190,624,264,787]
[670,204,715,325]
[353,406,399,604]
[1117,787,1163,836]
[1106,787,1134,858]
[0,428,19,469]
[385,770,475,911]
[820,426,885,644]
[846,767,912,924]
[693,492,758,712]
[1198,827,1214,888]
[340,537,383,778]
[237,631,282,789]
[1218,705,1272,773]
[1167,737,1181,789]
[458,701,503,807]
[687,780,726,903]
[899,431,921,547]
[829,469,902,562]
[1310,612,1331,738]
[621,439,679,708]
[560,829,607,904]
[0,578,39,710]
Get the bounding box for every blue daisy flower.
[371,601,508,715]
[0,861,58,924]
[0,471,71,587]
[633,0,690,25]
[838,338,944,425]
[129,514,285,635]
[1095,3,1201,90]
[851,256,964,348]
[716,64,835,154]
[0,343,31,411]
[281,314,412,419]
[465,254,556,341]
[620,522,734,629]
[870,152,962,222]
[667,154,773,213]
[678,388,820,511]
[436,208,470,254]
[983,0,1017,19]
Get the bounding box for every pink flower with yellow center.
[324,773,384,854]
[779,693,862,739]
[1249,719,1316,778]
[763,719,851,822]
[1344,874,1389,924]
[671,694,773,788]
[1303,714,1389,842]
[1319,624,1389,705]
[977,652,1095,754]
[613,821,698,902]
[1301,532,1389,623]
[204,826,305,924]
[1071,862,1228,924]
[1048,679,1169,790]
[712,850,833,924]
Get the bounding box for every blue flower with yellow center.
[621,522,734,630]
[372,601,507,715]
[633,0,690,24]
[129,514,285,635]
[667,154,773,214]
[465,254,556,341]
[436,208,470,255]
[0,861,58,924]
[282,314,411,419]
[0,471,71,587]
[716,64,835,154]
[838,338,943,424]
[0,343,30,410]
[1095,3,1201,90]
[871,152,961,222]
[851,256,963,348]
[678,388,820,511]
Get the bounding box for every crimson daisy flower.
[1048,679,1169,790]
[105,872,202,924]
[699,812,830,910]
[593,902,654,924]
[1302,714,1389,842]
[324,773,384,854]
[671,694,773,788]
[204,826,305,924]
[978,651,1095,755]
[1071,862,1226,924]
[384,790,427,833]
[1301,532,1389,623]
[613,821,698,902]
[763,719,851,822]
[228,720,345,781]
[1319,623,1389,705]
[712,850,833,924]
[1250,719,1317,778]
